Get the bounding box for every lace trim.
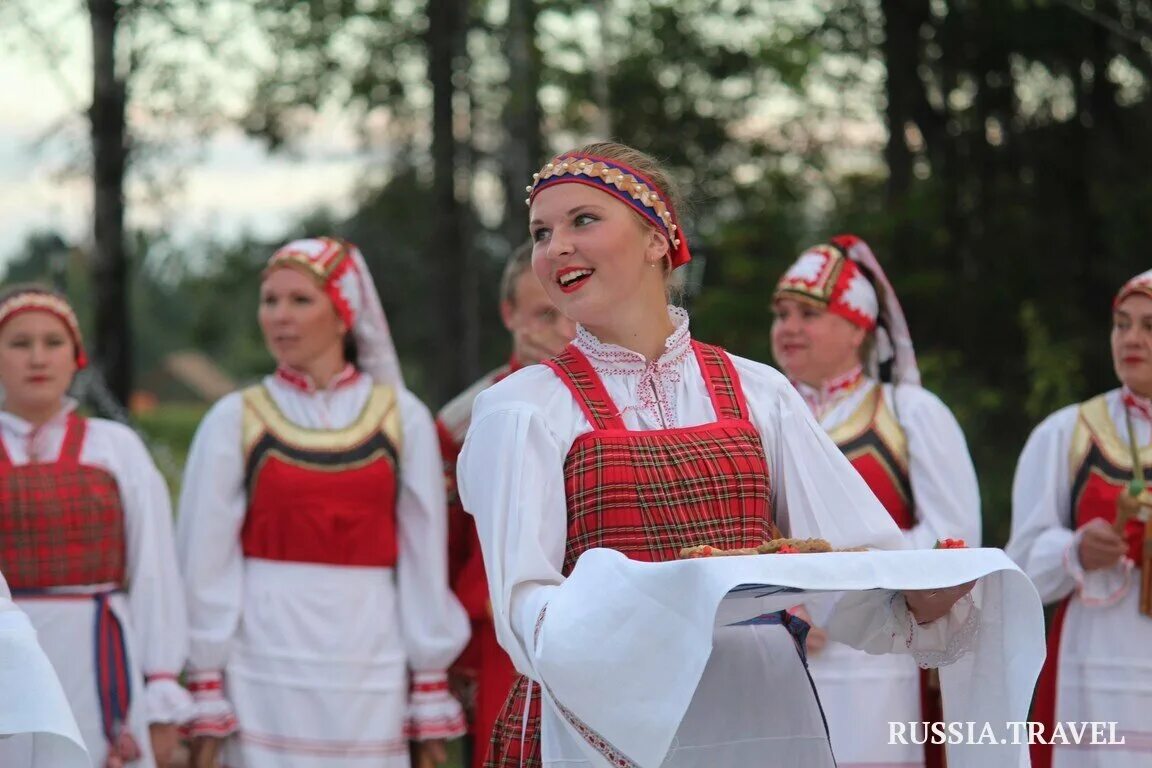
[907,594,980,669]
[573,307,692,427]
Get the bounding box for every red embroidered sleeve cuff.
[184,670,239,738]
[406,671,466,741]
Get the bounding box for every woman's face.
[771,297,867,386]
[1112,293,1152,397]
[258,267,347,373]
[0,310,78,416]
[528,183,668,329]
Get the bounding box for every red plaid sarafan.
[0,414,127,589]
[484,341,775,768]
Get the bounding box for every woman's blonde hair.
[565,141,688,297]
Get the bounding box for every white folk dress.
[176,370,469,768]
[458,310,981,768]
[1008,388,1152,767]
[0,404,192,768]
[795,375,982,768]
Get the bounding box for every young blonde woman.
[457,144,978,768]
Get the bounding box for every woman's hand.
[1078,522,1128,571]
[148,723,179,767]
[902,580,976,625]
[413,738,449,768]
[189,736,222,768]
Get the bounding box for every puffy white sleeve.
[738,359,977,665]
[893,385,983,548]
[1005,405,1088,604]
[112,424,194,724]
[174,395,247,736]
[176,395,247,671]
[394,388,470,740]
[456,390,569,683]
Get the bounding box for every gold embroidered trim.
[826,384,910,471]
[526,158,681,248]
[242,383,403,457]
[1070,394,1152,475]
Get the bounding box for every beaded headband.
[526,154,691,267]
[0,292,88,368]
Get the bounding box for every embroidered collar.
[574,306,692,373]
[1122,387,1152,423]
[793,366,866,419]
[573,307,692,427]
[274,363,361,393]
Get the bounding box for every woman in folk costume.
[771,236,982,768]
[176,238,469,768]
[1007,268,1152,768]
[0,285,192,768]
[457,142,979,768]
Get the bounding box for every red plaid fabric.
[0,414,127,588]
[484,341,775,768]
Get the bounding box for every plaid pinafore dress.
[484,341,789,768]
[0,413,137,760]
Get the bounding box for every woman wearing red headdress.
[1007,269,1152,768]
[0,285,192,768]
[457,143,983,768]
[176,239,468,768]
[771,238,982,767]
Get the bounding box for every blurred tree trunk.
[427,0,467,402]
[502,0,543,248]
[88,0,132,403]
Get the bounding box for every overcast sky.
[0,6,371,270]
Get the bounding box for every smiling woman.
[457,142,984,768]
[0,284,193,768]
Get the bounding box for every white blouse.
[176,371,468,676]
[0,402,191,722]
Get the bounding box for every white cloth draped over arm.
[737,360,978,662]
[106,422,194,724]
[891,384,983,548]
[395,388,470,738]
